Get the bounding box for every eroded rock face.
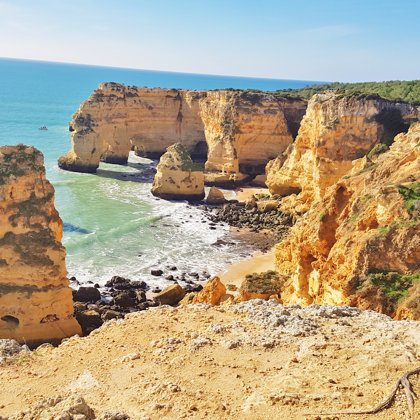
[58,84,206,172]
[266,93,420,208]
[0,145,81,344]
[200,91,302,184]
[275,123,420,319]
[58,83,306,184]
[151,143,205,200]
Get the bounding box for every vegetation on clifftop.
[273,80,420,104]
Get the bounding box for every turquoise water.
[0,58,319,287]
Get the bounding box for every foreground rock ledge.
[0,302,418,418]
[0,145,81,345]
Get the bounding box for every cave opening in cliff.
[190,140,208,163]
[375,109,410,146]
[1,315,20,328]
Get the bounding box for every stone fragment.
[153,284,186,306]
[191,277,226,305]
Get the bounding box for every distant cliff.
[58,83,306,185]
[0,145,81,345]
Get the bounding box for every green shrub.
[367,143,389,159]
[368,271,420,302]
[398,183,420,212]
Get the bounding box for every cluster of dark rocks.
[72,269,209,335]
[72,276,156,335]
[149,265,210,293]
[202,199,294,239]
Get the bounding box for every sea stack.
[0,145,81,345]
[151,143,205,201]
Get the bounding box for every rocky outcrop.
[266,93,420,208]
[58,83,306,184]
[190,276,226,305]
[275,123,420,319]
[151,143,205,200]
[0,145,81,345]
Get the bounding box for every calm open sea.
[0,57,319,288]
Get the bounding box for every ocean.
[0,57,319,288]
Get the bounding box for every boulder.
[75,310,103,335]
[151,143,205,201]
[205,186,226,204]
[191,277,226,305]
[113,291,137,308]
[73,286,101,303]
[151,269,164,276]
[256,200,279,213]
[238,271,285,302]
[153,284,186,306]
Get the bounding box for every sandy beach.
[218,247,276,293]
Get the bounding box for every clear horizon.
[1,0,419,82]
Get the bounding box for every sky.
[0,0,419,82]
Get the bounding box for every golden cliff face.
[0,145,81,345]
[151,143,205,201]
[58,83,306,185]
[200,91,299,184]
[266,93,420,209]
[58,84,206,172]
[275,123,420,319]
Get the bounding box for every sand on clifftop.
[0,301,419,419]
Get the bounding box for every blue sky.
[0,0,419,82]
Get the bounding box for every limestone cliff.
[200,91,301,185]
[58,84,206,172]
[275,123,420,319]
[58,84,306,185]
[151,143,204,200]
[266,93,420,208]
[0,145,81,344]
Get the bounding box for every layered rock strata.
[58,83,306,184]
[151,143,205,200]
[275,123,420,319]
[0,145,81,344]
[266,93,420,207]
